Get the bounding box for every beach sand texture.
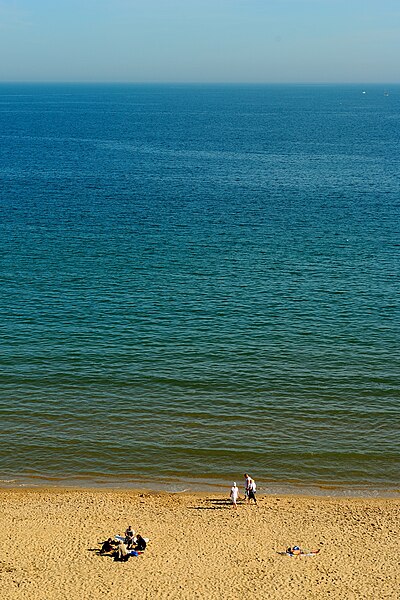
[0,489,398,599]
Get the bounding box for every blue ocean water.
[0,83,399,494]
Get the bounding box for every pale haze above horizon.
[0,0,399,84]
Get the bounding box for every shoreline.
[1,477,398,498]
[1,484,399,502]
[1,485,399,504]
[1,487,399,599]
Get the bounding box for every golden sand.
[0,488,398,599]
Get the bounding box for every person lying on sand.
[280,546,320,557]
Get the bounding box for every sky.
[0,0,399,83]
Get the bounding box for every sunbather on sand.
[283,545,320,556]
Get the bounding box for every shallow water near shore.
[0,83,399,493]
[0,478,398,499]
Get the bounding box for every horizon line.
[0,81,398,86]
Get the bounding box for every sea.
[0,83,399,496]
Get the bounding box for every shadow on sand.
[87,548,115,557]
[189,497,238,510]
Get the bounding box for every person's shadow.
[87,548,115,557]
[189,498,237,510]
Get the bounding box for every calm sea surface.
[0,84,399,495]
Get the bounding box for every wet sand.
[0,488,398,599]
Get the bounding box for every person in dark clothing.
[100,538,116,555]
[134,534,147,552]
[124,526,135,548]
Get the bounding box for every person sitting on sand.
[100,538,116,555]
[114,540,130,561]
[125,525,136,548]
[133,534,147,552]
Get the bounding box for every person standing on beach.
[248,476,257,504]
[244,473,251,501]
[230,482,239,509]
[244,473,257,504]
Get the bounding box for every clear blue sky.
[1,0,399,83]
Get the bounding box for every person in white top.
[244,473,251,501]
[244,473,257,504]
[230,482,239,509]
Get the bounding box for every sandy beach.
[0,488,398,599]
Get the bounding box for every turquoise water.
[0,84,399,494]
